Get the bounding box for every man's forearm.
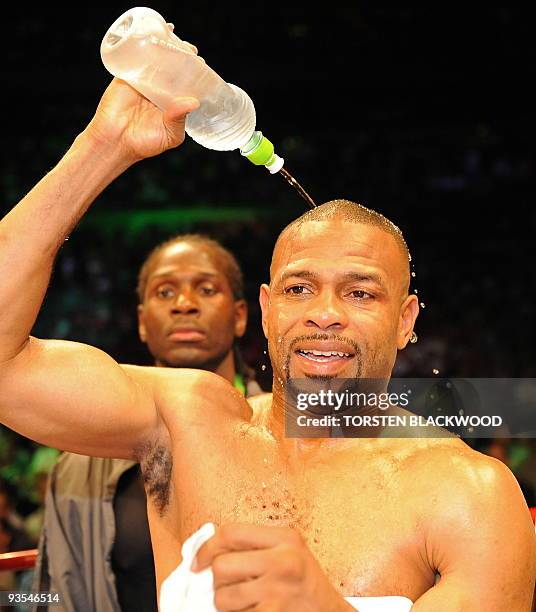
[0,129,132,362]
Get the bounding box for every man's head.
[137,234,247,378]
[259,199,419,383]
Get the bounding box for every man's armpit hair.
[134,438,173,516]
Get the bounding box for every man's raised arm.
[0,78,199,458]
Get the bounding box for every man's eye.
[284,285,311,295]
[156,287,175,298]
[348,289,373,300]
[199,286,217,296]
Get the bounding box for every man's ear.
[259,284,270,339]
[137,304,147,343]
[233,299,247,338]
[397,294,420,349]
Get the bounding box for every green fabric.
[233,373,246,396]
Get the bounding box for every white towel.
[346,596,413,611]
[160,522,216,612]
[159,523,413,611]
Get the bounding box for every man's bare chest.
[155,427,433,597]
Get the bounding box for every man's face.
[138,242,246,369]
[260,219,418,382]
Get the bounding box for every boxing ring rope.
[0,508,534,572]
[0,549,38,571]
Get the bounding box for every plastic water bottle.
[100,7,284,173]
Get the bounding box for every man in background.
[33,233,262,612]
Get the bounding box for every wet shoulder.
[398,437,521,517]
[405,436,497,477]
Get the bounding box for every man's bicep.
[0,337,158,458]
[413,457,536,611]
[412,559,534,612]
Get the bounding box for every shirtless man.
[0,78,534,610]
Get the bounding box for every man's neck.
[266,376,393,450]
[263,380,334,451]
[210,350,237,385]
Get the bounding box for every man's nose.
[171,290,199,314]
[303,291,348,331]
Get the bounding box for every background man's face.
[260,219,418,383]
[138,242,246,369]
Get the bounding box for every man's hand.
[194,523,353,611]
[85,77,199,163]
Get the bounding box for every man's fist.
[194,523,353,611]
[85,78,199,164]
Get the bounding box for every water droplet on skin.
[432,368,439,375]
[420,302,426,309]
[263,458,268,463]
[409,332,418,344]
[261,365,267,371]
[262,482,267,489]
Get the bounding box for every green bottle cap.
[240,131,284,173]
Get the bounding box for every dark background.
[1,3,534,385]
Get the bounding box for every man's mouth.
[295,349,353,363]
[285,336,361,379]
[292,340,356,375]
[168,328,206,342]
